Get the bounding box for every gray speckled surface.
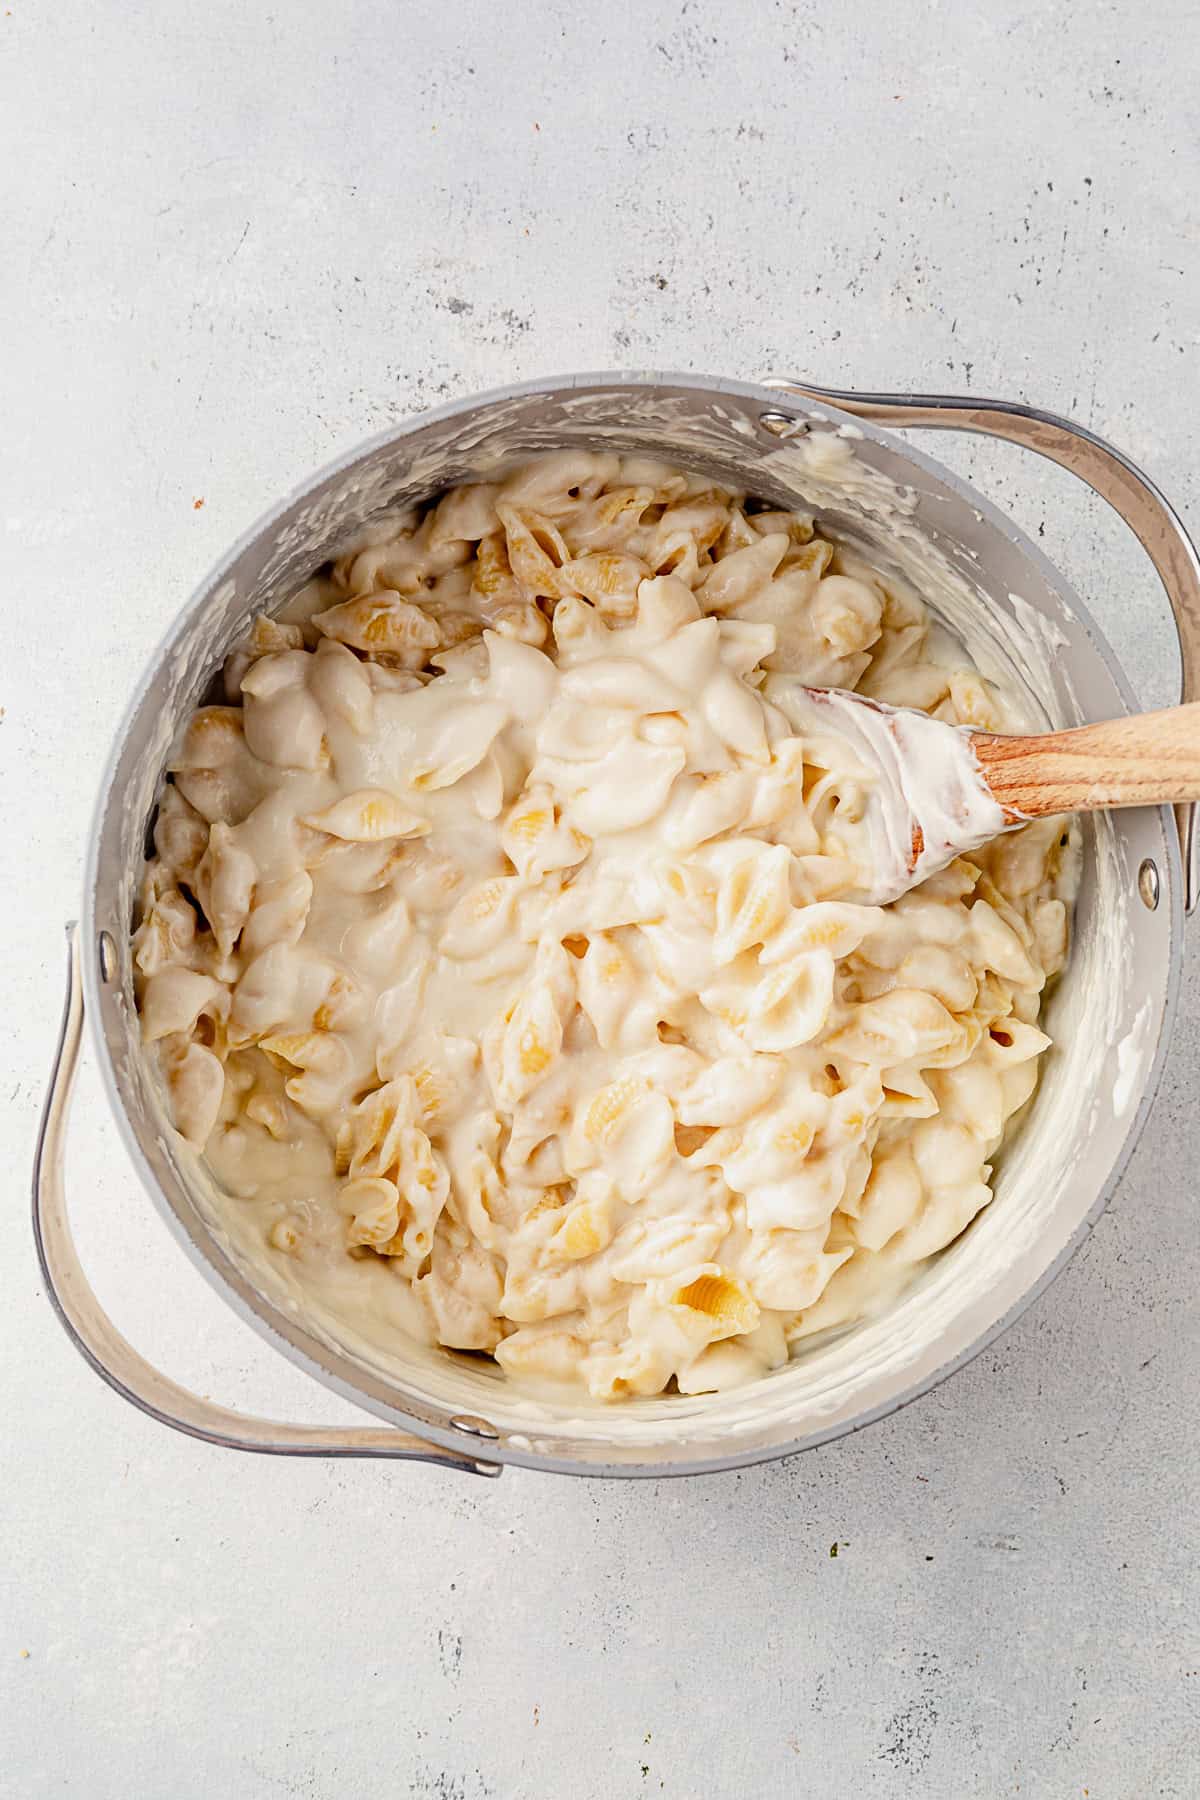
[3,3,1198,1795]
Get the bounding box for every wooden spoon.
[778,685,1200,903]
[971,704,1200,820]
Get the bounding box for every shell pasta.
[133,451,1074,1400]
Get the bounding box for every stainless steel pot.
[34,372,1200,1480]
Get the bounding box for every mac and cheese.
[134,452,1074,1399]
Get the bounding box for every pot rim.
[81,368,1185,1476]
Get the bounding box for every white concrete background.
[3,2,1198,1795]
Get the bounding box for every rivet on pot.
[759,411,810,440]
[98,930,118,982]
[450,1413,501,1441]
[1137,858,1160,911]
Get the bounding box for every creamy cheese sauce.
[132,451,1076,1400]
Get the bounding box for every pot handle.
[32,925,502,1476]
[764,379,1200,914]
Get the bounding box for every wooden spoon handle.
[972,702,1200,818]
